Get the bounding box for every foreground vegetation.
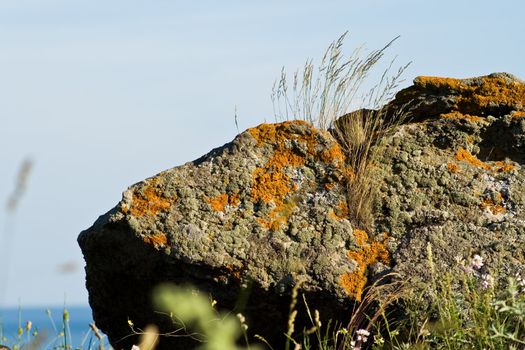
[2,250,524,350]
[147,249,525,350]
[0,308,107,350]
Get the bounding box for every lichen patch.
[328,201,350,221]
[340,230,390,301]
[143,232,168,248]
[512,111,525,119]
[248,121,350,231]
[455,148,515,173]
[416,75,525,112]
[455,148,492,171]
[208,193,240,212]
[448,162,460,173]
[493,162,515,173]
[129,178,173,217]
[441,111,485,123]
[320,144,346,165]
[481,192,506,216]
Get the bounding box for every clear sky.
[0,0,524,307]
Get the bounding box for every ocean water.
[0,306,110,349]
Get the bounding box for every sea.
[0,306,111,349]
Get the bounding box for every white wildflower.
[356,329,370,336]
[472,254,483,270]
[356,329,370,343]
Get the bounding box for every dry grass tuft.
[272,32,410,230]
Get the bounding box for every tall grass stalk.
[271,32,410,230]
[271,31,409,128]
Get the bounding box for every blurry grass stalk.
[272,32,408,129]
[88,323,106,350]
[1,306,108,350]
[271,32,410,230]
[154,284,261,350]
[283,278,304,350]
[137,325,159,350]
[1,158,34,306]
[62,307,71,350]
[5,158,33,214]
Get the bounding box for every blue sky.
[0,0,524,307]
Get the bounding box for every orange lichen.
[143,232,168,248]
[329,201,350,221]
[208,193,240,212]
[337,201,349,219]
[468,77,525,110]
[512,111,525,119]
[129,179,172,217]
[327,210,338,221]
[248,120,310,146]
[455,148,515,173]
[481,193,506,215]
[324,182,337,190]
[229,194,240,206]
[340,230,390,301]
[320,144,346,165]
[441,111,484,123]
[250,122,334,230]
[416,76,465,90]
[352,229,369,246]
[209,194,229,211]
[455,148,492,171]
[416,76,525,113]
[494,161,515,173]
[224,263,243,280]
[248,121,353,230]
[257,199,296,231]
[252,169,295,204]
[448,162,460,173]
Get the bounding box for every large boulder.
[78,73,525,350]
